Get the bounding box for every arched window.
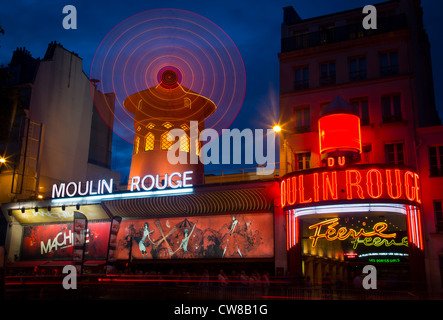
[145,132,154,151]
[135,136,140,154]
[180,134,189,152]
[195,139,200,156]
[161,131,174,150]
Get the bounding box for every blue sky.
[1,0,442,180]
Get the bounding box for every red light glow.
[281,167,421,208]
[318,113,362,155]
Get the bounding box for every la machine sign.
[51,171,193,199]
[280,165,421,208]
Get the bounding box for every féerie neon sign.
[308,218,408,249]
[281,166,421,208]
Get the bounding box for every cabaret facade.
[278,0,441,295]
[0,68,283,275]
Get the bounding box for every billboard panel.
[21,221,110,260]
[115,213,274,260]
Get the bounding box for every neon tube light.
[291,203,407,218]
[50,187,194,206]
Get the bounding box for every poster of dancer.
[115,213,273,260]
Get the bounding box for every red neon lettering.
[327,157,334,167]
[386,169,402,199]
[287,177,297,205]
[404,171,416,201]
[322,171,338,201]
[281,168,421,208]
[338,156,345,166]
[346,170,364,200]
[313,172,320,202]
[298,175,312,204]
[366,169,382,199]
[308,218,397,248]
[414,173,421,204]
[280,180,286,207]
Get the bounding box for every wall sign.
[21,221,111,260]
[51,171,193,198]
[281,166,421,208]
[308,217,408,249]
[115,212,274,260]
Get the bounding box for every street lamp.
[272,125,282,133]
[0,158,5,164]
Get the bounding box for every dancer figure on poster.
[173,221,197,256]
[139,222,154,258]
[222,216,243,258]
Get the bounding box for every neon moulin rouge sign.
[280,166,421,208]
[51,171,193,199]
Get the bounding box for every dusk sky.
[1,0,442,180]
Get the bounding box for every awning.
[103,182,276,218]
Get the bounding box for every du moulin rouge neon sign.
[280,165,421,208]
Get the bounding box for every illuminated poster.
[106,216,122,274]
[115,213,274,260]
[73,211,88,273]
[21,221,110,260]
[301,213,409,263]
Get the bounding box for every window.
[195,139,200,156]
[381,94,402,123]
[433,201,443,233]
[429,146,443,177]
[294,152,311,170]
[162,122,173,129]
[349,57,367,81]
[144,132,154,151]
[385,142,404,165]
[135,136,140,154]
[184,98,191,109]
[295,31,309,49]
[320,25,334,44]
[180,134,189,152]
[320,62,336,85]
[380,51,399,76]
[161,131,174,150]
[294,106,310,133]
[350,97,370,126]
[294,66,309,90]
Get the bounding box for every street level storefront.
[281,164,425,289]
[1,176,280,276]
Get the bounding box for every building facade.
[0,60,283,284]
[1,0,442,300]
[279,0,443,297]
[0,42,120,205]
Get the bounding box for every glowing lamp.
[0,158,5,164]
[318,96,361,163]
[273,125,282,133]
